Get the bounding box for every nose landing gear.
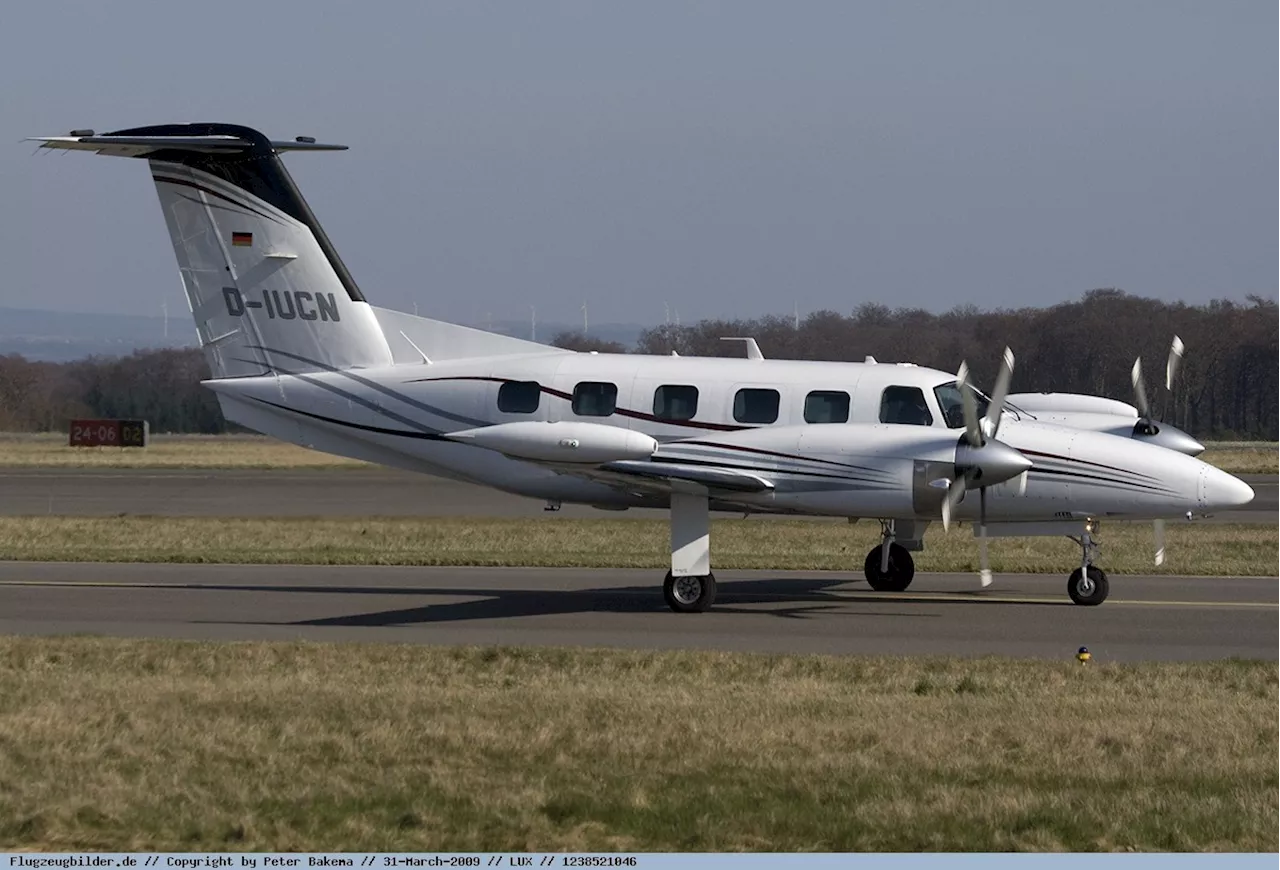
[1067,523,1109,605]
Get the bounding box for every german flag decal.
[231,232,253,247]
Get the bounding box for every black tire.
[864,544,915,592]
[1067,566,1109,606]
[663,571,717,613]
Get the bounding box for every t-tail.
[29,123,394,378]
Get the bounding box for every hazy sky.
[3,1,1275,326]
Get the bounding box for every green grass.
[0,637,1273,851]
[0,516,1273,576]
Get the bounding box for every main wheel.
[663,571,717,613]
[864,544,915,592]
[1067,566,1109,606]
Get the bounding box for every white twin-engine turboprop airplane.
[30,123,1255,612]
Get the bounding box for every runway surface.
[2,468,1275,522]
[0,562,1273,661]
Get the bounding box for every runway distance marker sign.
[69,419,150,448]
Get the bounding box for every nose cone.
[957,438,1033,487]
[1199,466,1255,510]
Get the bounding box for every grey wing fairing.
[597,460,773,493]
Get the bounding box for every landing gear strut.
[1067,523,1109,606]
[864,520,915,592]
[663,491,716,613]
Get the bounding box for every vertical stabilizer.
[32,123,394,377]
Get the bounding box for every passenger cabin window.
[572,381,617,417]
[497,381,541,414]
[879,385,934,426]
[733,388,780,424]
[804,390,850,424]
[653,385,698,422]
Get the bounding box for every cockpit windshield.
[933,381,991,429]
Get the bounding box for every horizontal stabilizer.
[29,131,345,159]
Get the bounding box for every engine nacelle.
[445,421,659,464]
[1007,392,1139,418]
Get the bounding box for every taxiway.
[0,562,1273,661]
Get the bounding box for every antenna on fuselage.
[399,331,432,365]
[720,337,764,361]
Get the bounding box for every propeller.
[1131,335,1184,435]
[940,348,1027,587]
[1131,336,1185,565]
[1166,335,1184,393]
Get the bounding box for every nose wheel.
[1067,566,1109,606]
[1066,524,1109,605]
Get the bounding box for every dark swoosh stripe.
[153,174,287,226]
[1025,454,1171,489]
[172,190,265,221]
[1019,448,1160,483]
[1028,466,1177,495]
[247,397,446,441]
[229,357,441,435]
[245,346,492,429]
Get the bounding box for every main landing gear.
[662,491,717,613]
[861,520,916,592]
[864,520,915,592]
[1067,524,1109,606]
[663,571,717,613]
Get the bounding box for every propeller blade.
[1165,336,1184,392]
[956,361,982,447]
[978,487,992,587]
[941,476,967,533]
[1131,357,1150,420]
[985,346,1015,437]
[1154,519,1166,566]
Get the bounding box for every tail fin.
[31,123,393,378]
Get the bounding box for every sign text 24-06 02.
[223,287,341,322]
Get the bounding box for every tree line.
[0,290,1274,438]
[557,290,1277,439]
[0,348,224,434]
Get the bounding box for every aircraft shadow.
[175,574,1064,629]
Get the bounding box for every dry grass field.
[0,515,1273,576]
[0,637,1273,852]
[1202,442,1279,475]
[0,433,1274,474]
[0,433,366,469]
